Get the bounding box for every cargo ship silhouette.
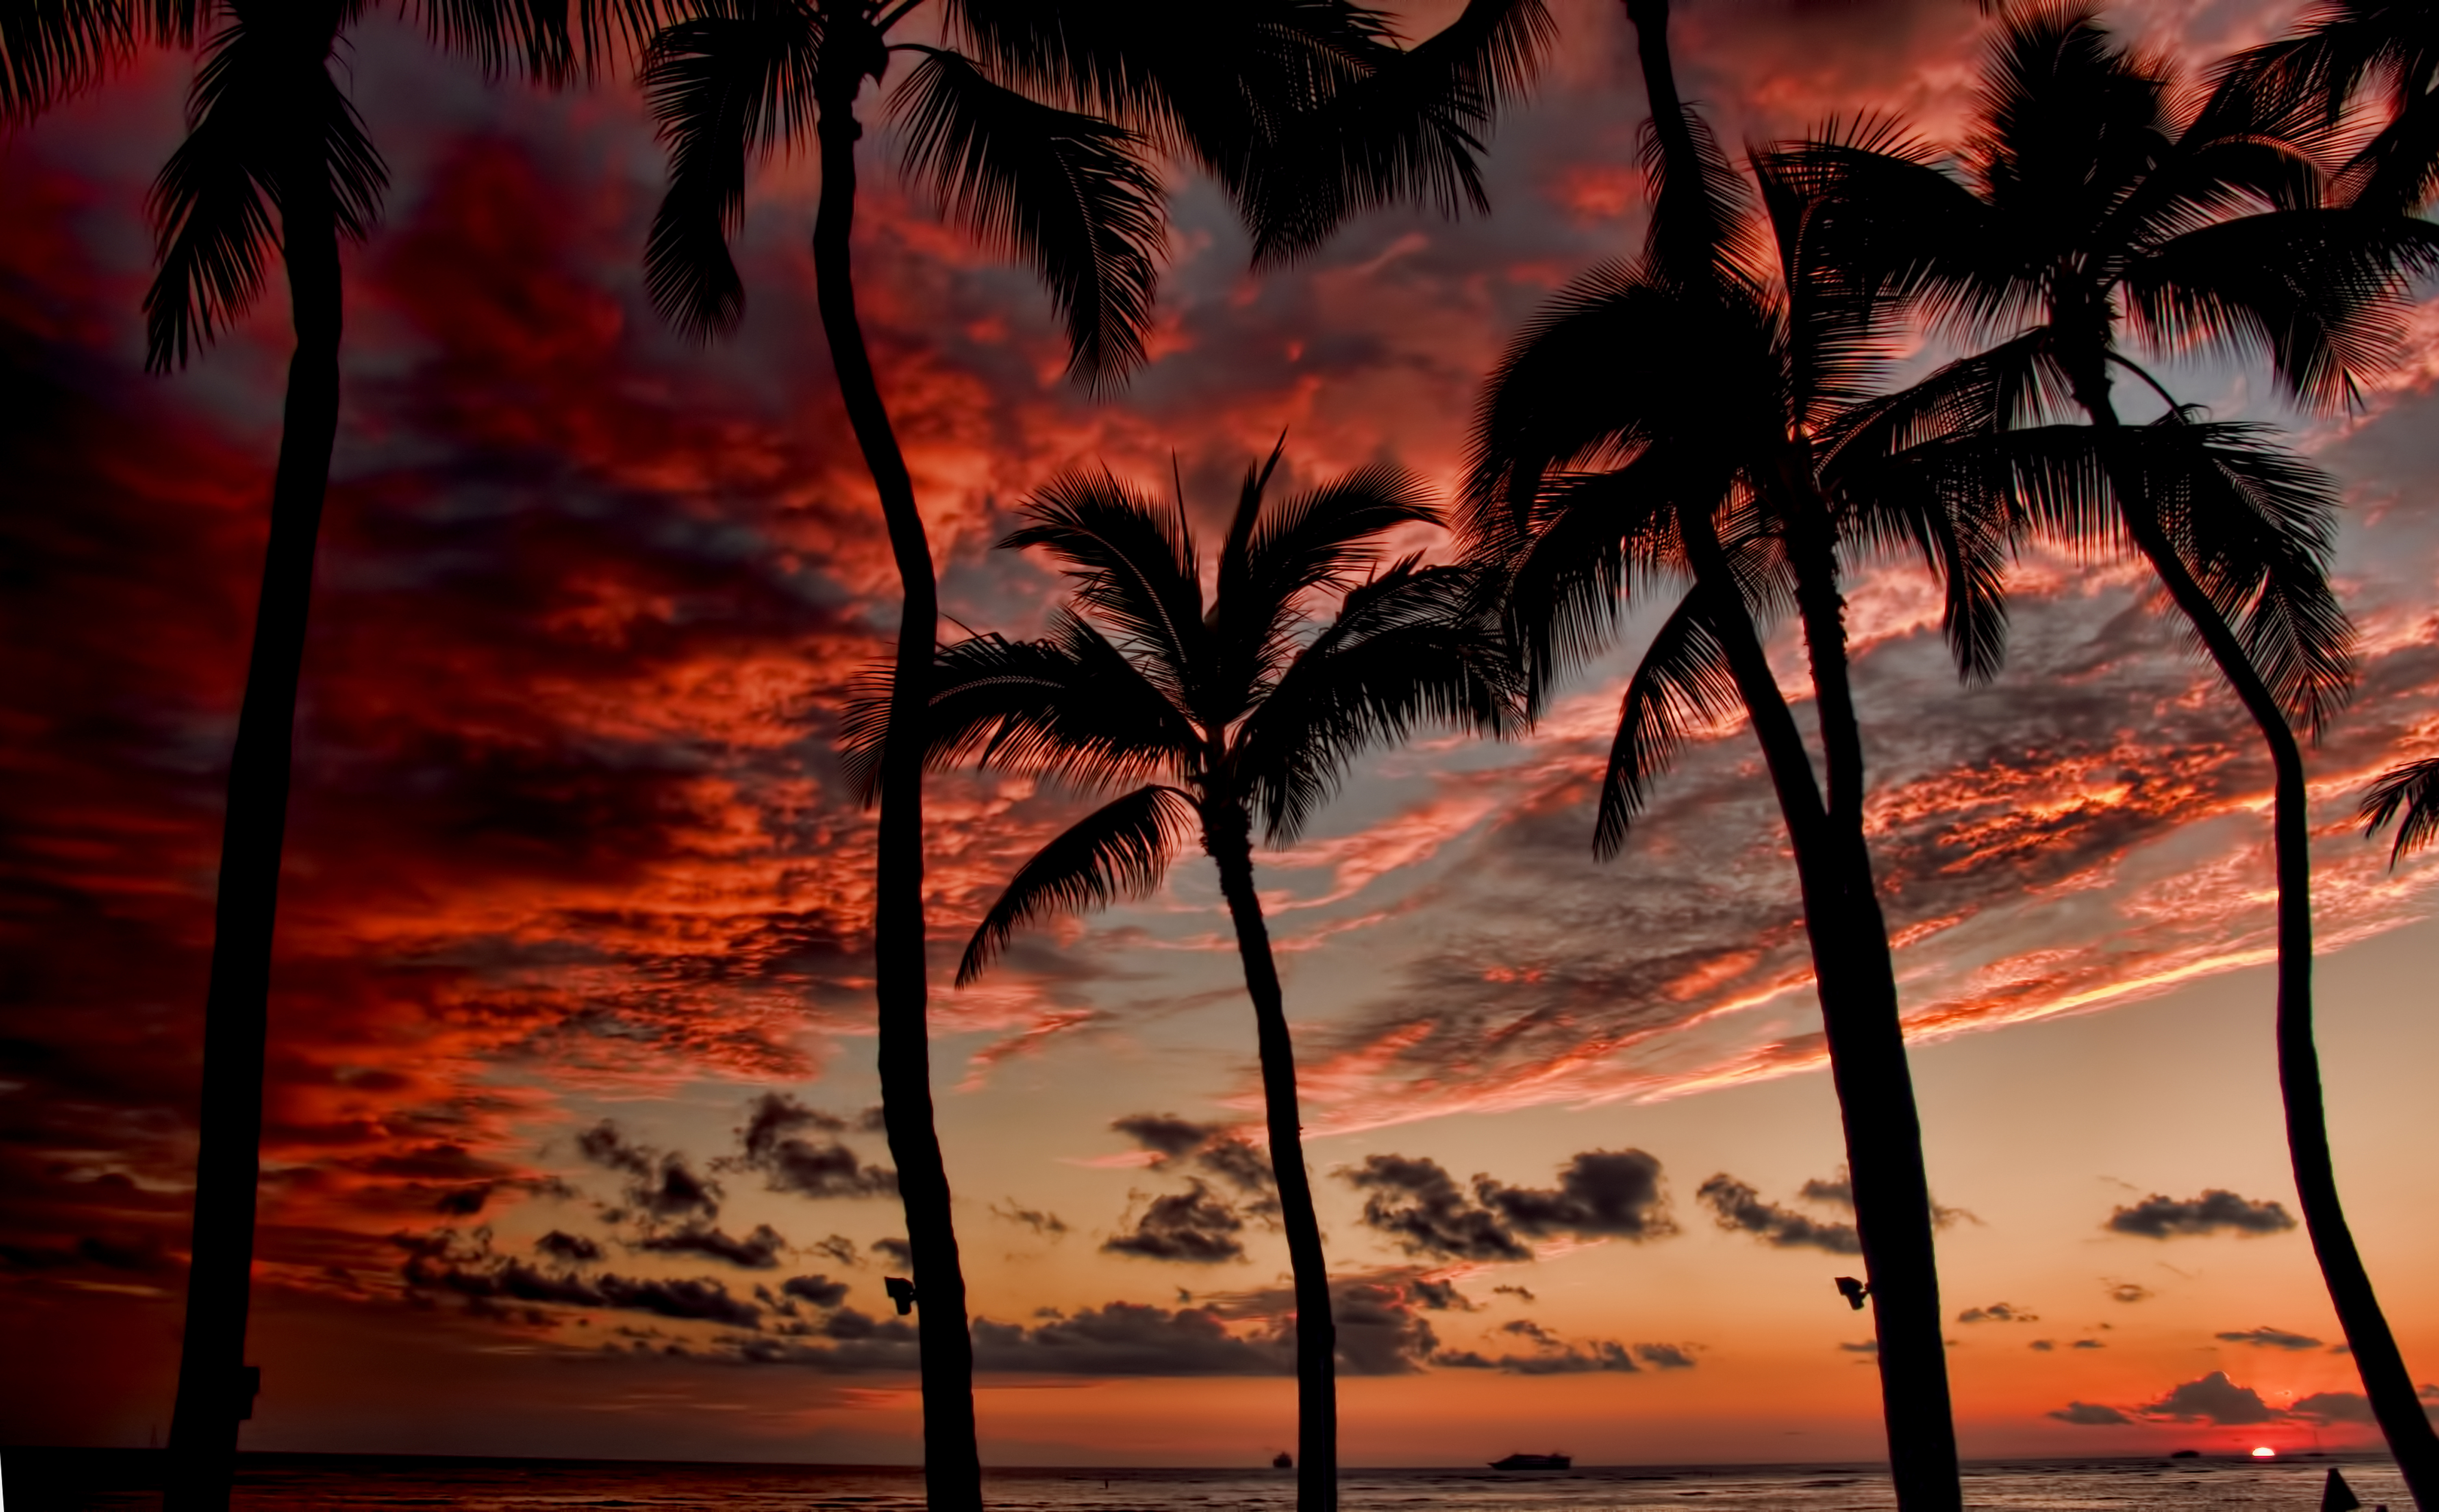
[1489,1452,1571,1470]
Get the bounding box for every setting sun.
[2252,1447,2278,1459]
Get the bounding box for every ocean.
[0,1451,2411,1512]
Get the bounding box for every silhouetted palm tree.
[1462,3,2063,1503]
[87,2,625,1508]
[2230,0,2439,215]
[845,448,1516,1511]
[1785,7,2439,1501]
[638,6,1547,1503]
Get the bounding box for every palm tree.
[637,5,1548,1503]
[844,448,1517,1511]
[1783,7,2439,1501]
[1461,3,2058,1504]
[77,3,641,1508]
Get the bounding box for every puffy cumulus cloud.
[396,1230,765,1329]
[776,1274,850,1310]
[2216,1325,2324,1351]
[1341,1149,1674,1261]
[1957,1302,2037,1324]
[730,1094,897,1201]
[2050,1401,2136,1426]
[2105,1190,2298,1240]
[1110,1114,1278,1211]
[1103,1184,1249,1264]
[1693,1175,1860,1255]
[533,1230,601,1263]
[2109,1282,2156,1303]
[2140,1371,2285,1426]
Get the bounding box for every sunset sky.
[5,0,2439,1471]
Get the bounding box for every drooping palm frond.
[2120,208,2439,409]
[1592,581,1741,858]
[1004,468,1208,704]
[2145,421,2356,736]
[956,781,1201,984]
[1831,428,2024,684]
[2357,754,2439,864]
[640,0,820,341]
[893,48,1165,389]
[2,0,128,121]
[1236,560,1521,841]
[1237,0,1555,264]
[841,610,1202,802]
[144,15,388,371]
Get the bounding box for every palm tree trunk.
[1677,507,1962,1512]
[812,50,984,1512]
[1202,799,1336,1512]
[161,163,343,1512]
[2072,368,2439,1509]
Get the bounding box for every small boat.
[1489,1452,1572,1471]
[1272,1451,1293,1469]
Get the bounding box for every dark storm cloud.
[1478,1150,1674,1240]
[637,1223,789,1269]
[1957,1302,2036,1324]
[534,1230,600,1263]
[778,1273,850,1309]
[989,1200,1068,1237]
[2050,1401,2135,1425]
[1109,1114,1278,1212]
[2141,1371,2283,1425]
[397,1230,762,1327]
[2105,1190,2298,1239]
[732,1094,896,1200]
[1693,1175,1860,1254]
[1343,1149,1673,1261]
[1344,1154,1529,1261]
[1103,1184,1247,1264]
[2215,1325,2323,1351]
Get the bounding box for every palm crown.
[845,445,1519,982]
[641,0,1553,387]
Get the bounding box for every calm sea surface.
[0,1453,2411,1511]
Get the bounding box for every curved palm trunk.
[1202,800,1336,1512]
[812,56,984,1512]
[2072,368,2439,1509]
[161,161,343,1512]
[1623,0,1961,1499]
[1674,506,1961,1512]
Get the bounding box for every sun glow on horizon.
[2251,1447,2277,1459]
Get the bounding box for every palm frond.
[1236,561,1521,842]
[1593,582,1740,858]
[2358,754,2439,865]
[2333,89,2439,214]
[1235,463,1439,671]
[1831,430,2025,683]
[2146,420,2356,737]
[840,610,1200,802]
[1004,467,1207,705]
[640,0,819,341]
[2122,208,2439,409]
[893,48,1165,389]
[1771,132,2029,340]
[144,17,388,372]
[2,0,129,121]
[957,782,1201,984]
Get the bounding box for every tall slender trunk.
[1677,506,1961,1512]
[161,139,345,1512]
[2072,365,2439,1509]
[1203,799,1336,1512]
[1625,0,1961,1494]
[812,50,983,1512]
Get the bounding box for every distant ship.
[1489,1452,1571,1471]
[1272,1451,1293,1469]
